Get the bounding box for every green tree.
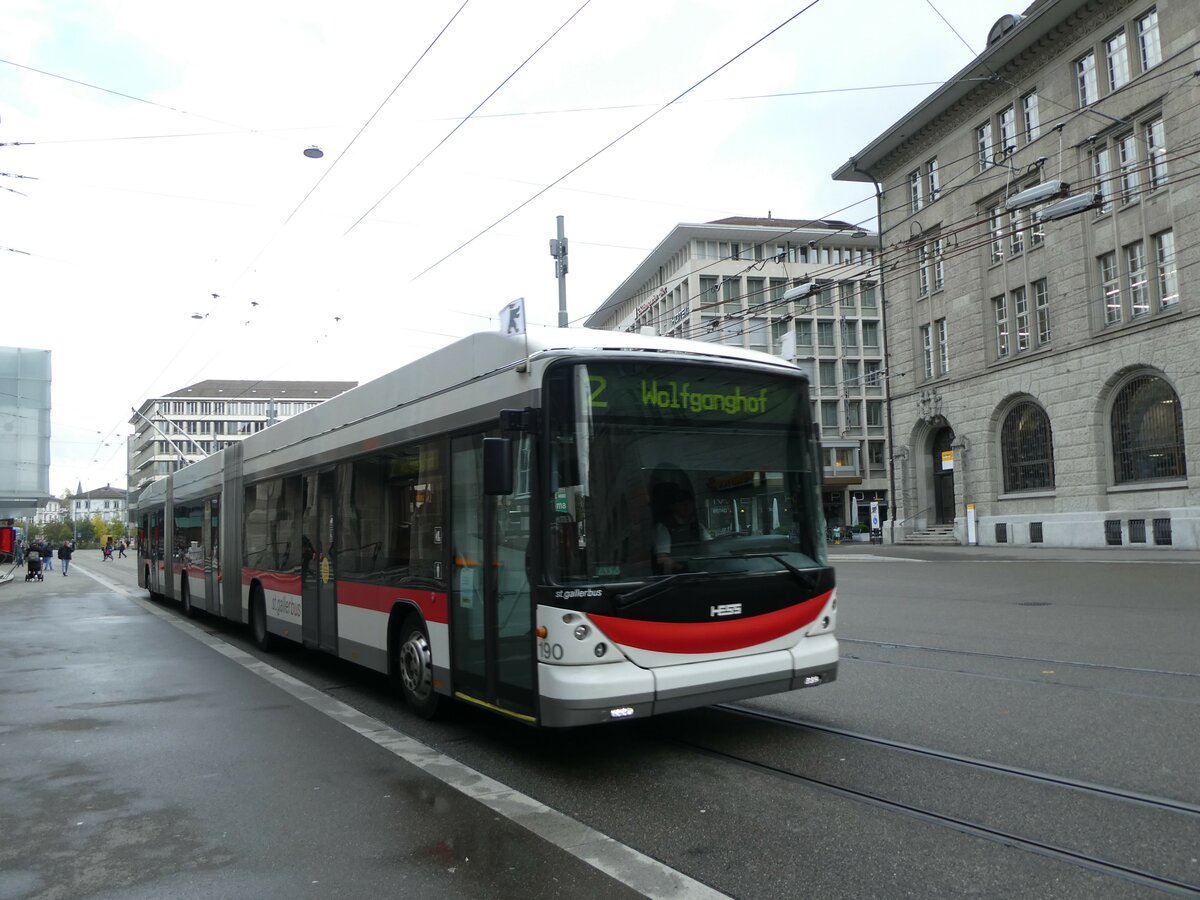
[73,517,97,544]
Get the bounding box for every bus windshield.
[545,359,827,584]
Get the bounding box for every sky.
[0,0,1024,494]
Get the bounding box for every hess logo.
[710,603,742,618]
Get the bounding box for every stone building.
[834,0,1198,548]
[584,217,888,532]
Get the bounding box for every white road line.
[77,563,730,900]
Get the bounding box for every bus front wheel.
[395,616,440,719]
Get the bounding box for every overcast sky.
[1,0,1022,494]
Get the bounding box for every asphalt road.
[3,548,1198,899]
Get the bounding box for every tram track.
[645,705,1200,897]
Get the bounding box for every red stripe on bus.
[589,591,831,655]
[242,570,301,594]
[336,582,448,625]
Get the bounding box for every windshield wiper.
[722,552,823,592]
[615,571,713,608]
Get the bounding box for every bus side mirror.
[483,437,514,495]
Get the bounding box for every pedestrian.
[117,539,127,559]
[58,539,73,576]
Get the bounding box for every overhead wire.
[410,0,827,282]
[344,0,594,236]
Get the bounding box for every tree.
[92,513,108,547]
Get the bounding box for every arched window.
[1001,402,1055,492]
[1111,374,1187,483]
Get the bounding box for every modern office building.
[128,379,357,494]
[585,217,888,533]
[834,0,1198,548]
[0,347,51,519]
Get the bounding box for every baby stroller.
[25,552,43,582]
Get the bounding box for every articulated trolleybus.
[135,328,837,726]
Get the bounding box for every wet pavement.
[0,555,679,900]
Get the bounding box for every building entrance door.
[931,427,956,525]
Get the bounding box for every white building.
[71,484,127,525]
[128,379,356,494]
[585,217,888,533]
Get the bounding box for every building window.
[1001,402,1056,492]
[866,401,884,431]
[1013,286,1030,352]
[864,359,883,390]
[1155,230,1178,308]
[843,360,860,392]
[1100,251,1121,325]
[1116,131,1139,203]
[1138,8,1160,71]
[909,169,923,212]
[861,320,880,350]
[820,401,839,430]
[1009,211,1025,255]
[1077,51,1098,106]
[860,281,877,310]
[998,106,1016,155]
[921,324,934,378]
[936,318,949,375]
[1126,241,1149,318]
[1092,144,1112,213]
[1022,90,1040,142]
[977,121,993,171]
[993,297,1009,358]
[1145,116,1167,189]
[1034,279,1051,345]
[817,321,835,352]
[1105,29,1130,90]
[1110,373,1187,484]
[926,158,940,201]
[845,400,862,430]
[795,319,813,351]
[770,319,790,356]
[990,208,1004,263]
[819,360,837,391]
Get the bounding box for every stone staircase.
[899,524,959,545]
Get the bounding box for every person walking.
[117,539,127,559]
[58,540,73,576]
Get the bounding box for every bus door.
[301,470,338,653]
[203,497,220,614]
[449,434,535,721]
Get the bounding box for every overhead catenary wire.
[410,0,827,282]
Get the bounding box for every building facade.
[835,0,1198,548]
[585,217,888,532]
[128,379,356,494]
[71,484,127,526]
[0,347,51,519]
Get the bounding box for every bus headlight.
[574,624,590,640]
[594,642,607,658]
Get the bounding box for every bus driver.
[653,484,710,573]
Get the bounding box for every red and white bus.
[134,328,837,726]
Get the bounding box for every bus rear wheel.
[395,616,440,719]
[250,586,273,651]
[181,578,195,618]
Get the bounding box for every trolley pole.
[549,215,569,327]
